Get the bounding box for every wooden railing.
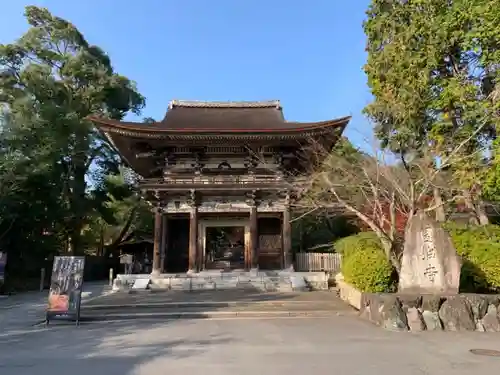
[295,253,342,273]
[161,174,285,185]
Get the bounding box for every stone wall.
[336,274,500,332]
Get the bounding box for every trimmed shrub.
[335,231,384,258]
[337,232,396,293]
[446,223,500,292]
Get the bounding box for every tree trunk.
[475,201,490,225]
[68,225,83,255]
[108,206,138,251]
[463,189,479,225]
[433,187,446,222]
[98,227,104,256]
[68,157,88,255]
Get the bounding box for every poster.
[46,256,85,323]
[0,252,6,282]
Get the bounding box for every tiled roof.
[89,100,350,134]
[160,101,286,130]
[168,100,281,109]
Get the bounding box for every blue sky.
[0,0,373,147]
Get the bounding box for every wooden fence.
[295,253,342,273]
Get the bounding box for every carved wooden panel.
[258,217,282,269]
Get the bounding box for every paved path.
[0,281,112,333]
[0,315,500,374]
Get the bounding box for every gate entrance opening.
[205,226,245,270]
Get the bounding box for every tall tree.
[0,6,145,254]
[364,0,500,224]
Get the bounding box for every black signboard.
[46,256,85,325]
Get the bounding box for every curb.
[81,299,333,310]
[78,310,339,321]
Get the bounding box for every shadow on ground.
[0,319,233,375]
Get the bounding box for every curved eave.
[87,116,350,139]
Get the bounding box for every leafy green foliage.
[0,6,145,256]
[364,0,500,218]
[292,212,359,253]
[0,7,150,288]
[335,231,381,258]
[483,139,500,202]
[445,223,500,292]
[337,232,396,292]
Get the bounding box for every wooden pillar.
[152,207,162,274]
[282,205,292,270]
[248,204,258,270]
[188,206,198,272]
[160,214,168,273]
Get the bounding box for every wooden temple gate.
[90,100,349,273]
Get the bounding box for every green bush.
[446,223,500,292]
[336,232,396,293]
[335,231,383,258]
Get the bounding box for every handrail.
[142,174,287,185]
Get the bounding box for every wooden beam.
[188,189,199,273]
[282,204,292,270]
[249,205,258,270]
[188,206,198,272]
[152,207,162,274]
[160,214,168,273]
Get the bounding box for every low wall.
[335,274,500,332]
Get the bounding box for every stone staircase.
[112,270,328,293]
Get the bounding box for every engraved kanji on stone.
[424,264,438,282]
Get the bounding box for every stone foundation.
[112,270,328,293]
[336,274,500,332]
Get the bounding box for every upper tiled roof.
[160,100,286,130]
[88,99,350,136]
[168,100,282,109]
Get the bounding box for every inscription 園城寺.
[421,226,438,282]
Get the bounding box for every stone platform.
[112,270,328,292]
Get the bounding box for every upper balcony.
[139,173,291,192]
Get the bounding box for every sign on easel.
[46,256,85,326]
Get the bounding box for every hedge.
[336,232,396,293]
[445,223,500,292]
[335,231,385,259]
[337,224,500,294]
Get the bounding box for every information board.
[46,256,85,325]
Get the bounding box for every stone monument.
[399,211,461,294]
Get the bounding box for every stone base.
[150,269,161,277]
[111,270,328,293]
[336,273,500,332]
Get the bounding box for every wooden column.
[282,204,292,270]
[248,204,258,270]
[160,214,168,273]
[188,206,198,272]
[152,207,162,274]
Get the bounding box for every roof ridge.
[168,100,281,109]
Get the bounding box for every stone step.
[76,309,340,323]
[82,299,338,311]
[113,272,328,292]
[76,298,351,322]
